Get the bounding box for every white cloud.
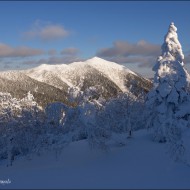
[23,20,69,42]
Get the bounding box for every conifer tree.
[146,22,190,149]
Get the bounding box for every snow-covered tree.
[0,92,46,165]
[45,102,67,127]
[0,92,22,166]
[146,22,190,160]
[64,84,112,149]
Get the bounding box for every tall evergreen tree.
[146,22,190,150]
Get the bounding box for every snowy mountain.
[0,57,152,107]
[25,57,152,94]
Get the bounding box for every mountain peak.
[87,56,107,62]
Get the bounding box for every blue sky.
[0,1,190,77]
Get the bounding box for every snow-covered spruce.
[146,22,190,161]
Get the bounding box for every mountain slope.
[85,57,138,92]
[0,71,69,107]
[1,129,190,189]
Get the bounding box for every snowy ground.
[0,129,190,189]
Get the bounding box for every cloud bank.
[0,43,44,58]
[61,47,79,56]
[96,40,161,67]
[23,56,84,65]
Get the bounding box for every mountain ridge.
[0,57,153,107]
